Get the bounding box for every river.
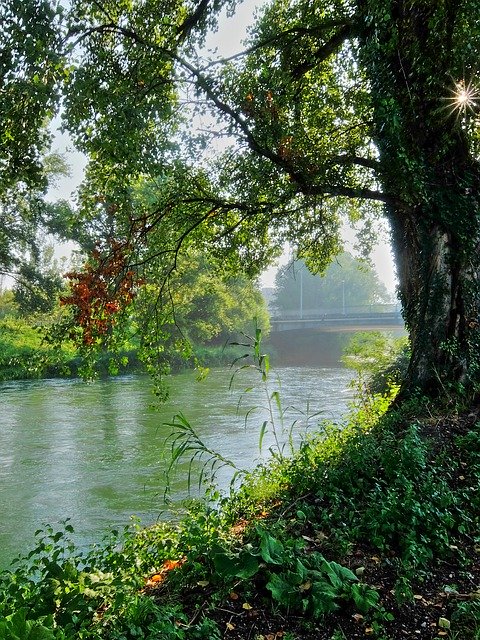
[0,366,353,569]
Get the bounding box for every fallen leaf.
[365,628,374,635]
[229,591,239,600]
[226,622,235,631]
[299,580,312,592]
[413,594,424,600]
[150,574,163,583]
[162,559,184,571]
[353,613,364,622]
[302,535,315,542]
[242,602,253,610]
[438,617,450,629]
[197,580,209,587]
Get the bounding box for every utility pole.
[300,268,303,319]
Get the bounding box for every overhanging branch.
[70,20,394,207]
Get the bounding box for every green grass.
[0,314,251,382]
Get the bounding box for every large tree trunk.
[359,0,480,397]
[390,195,480,396]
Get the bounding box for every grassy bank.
[1,388,479,639]
[0,314,249,382]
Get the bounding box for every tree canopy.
[2,0,480,398]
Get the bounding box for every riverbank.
[1,391,478,639]
[0,313,257,381]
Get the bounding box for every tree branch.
[291,22,356,79]
[177,0,210,41]
[201,19,356,69]
[71,21,393,206]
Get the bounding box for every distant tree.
[13,242,65,316]
[167,255,270,345]
[273,254,391,316]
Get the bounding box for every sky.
[48,0,398,295]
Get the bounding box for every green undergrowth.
[1,386,479,639]
[0,329,479,638]
[0,313,248,382]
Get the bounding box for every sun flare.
[440,79,480,119]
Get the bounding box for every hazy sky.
[49,0,398,294]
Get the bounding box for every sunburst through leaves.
[440,79,480,120]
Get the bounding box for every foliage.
[0,0,66,193]
[13,242,65,316]
[212,526,380,618]
[59,239,140,348]
[342,331,410,394]
[4,0,480,394]
[164,254,270,346]
[57,247,270,386]
[0,314,76,380]
[273,253,391,316]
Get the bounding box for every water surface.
[0,367,353,568]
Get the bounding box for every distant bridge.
[270,305,405,333]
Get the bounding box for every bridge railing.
[271,304,402,321]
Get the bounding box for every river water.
[0,366,353,569]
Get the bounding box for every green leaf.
[258,530,285,565]
[258,420,268,452]
[212,546,260,579]
[266,573,301,608]
[319,557,357,588]
[310,581,340,616]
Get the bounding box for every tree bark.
[390,199,480,396]
[358,0,480,397]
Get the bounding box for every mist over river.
[0,366,353,568]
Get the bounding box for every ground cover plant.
[0,338,478,639]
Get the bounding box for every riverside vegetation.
[0,278,268,383]
[0,331,478,640]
